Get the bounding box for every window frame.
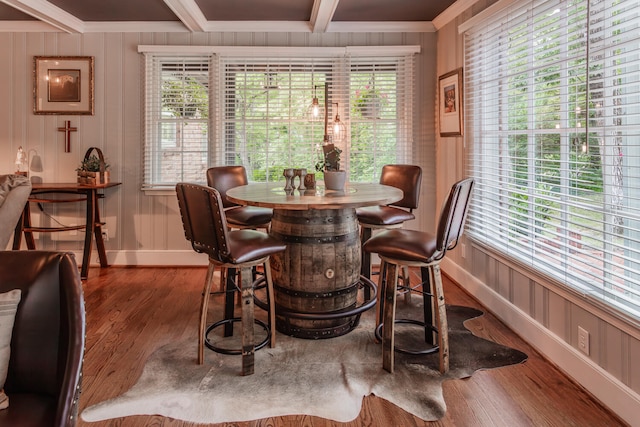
[463,0,640,321]
[140,45,419,192]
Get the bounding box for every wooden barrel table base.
[269,208,370,338]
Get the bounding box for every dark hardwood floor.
[77,266,626,427]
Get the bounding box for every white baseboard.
[442,258,640,427]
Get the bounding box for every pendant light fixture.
[332,102,346,142]
[307,85,325,121]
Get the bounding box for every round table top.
[226,182,403,211]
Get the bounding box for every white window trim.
[141,45,419,194]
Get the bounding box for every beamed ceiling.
[0,0,471,33]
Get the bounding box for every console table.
[13,182,121,279]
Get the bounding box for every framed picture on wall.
[33,56,94,115]
[438,68,463,137]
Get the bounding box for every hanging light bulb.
[331,102,346,142]
[307,85,324,121]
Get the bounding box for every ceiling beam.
[163,0,207,32]
[432,0,481,30]
[310,0,339,33]
[0,0,84,33]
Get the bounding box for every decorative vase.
[323,170,347,191]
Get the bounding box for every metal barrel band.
[269,230,357,244]
[273,282,358,299]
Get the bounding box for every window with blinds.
[464,0,640,319]
[143,55,211,187]
[142,47,416,189]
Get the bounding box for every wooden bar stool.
[356,164,422,300]
[207,166,274,335]
[363,178,474,374]
[176,183,286,376]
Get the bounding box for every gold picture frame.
[34,56,94,115]
[438,68,463,137]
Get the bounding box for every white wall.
[0,31,437,263]
[436,1,640,425]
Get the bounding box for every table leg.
[93,193,109,268]
[12,204,26,250]
[80,189,96,279]
[13,202,36,250]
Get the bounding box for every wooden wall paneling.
[603,325,623,379]
[630,336,640,390]
[24,34,45,184]
[533,281,545,325]
[1,34,15,172]
[547,291,569,342]
[512,269,532,315]
[415,32,437,234]
[120,33,143,251]
[98,33,124,251]
[484,254,498,293]
[497,260,511,300]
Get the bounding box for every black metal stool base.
[375,319,439,355]
[205,318,270,355]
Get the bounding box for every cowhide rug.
[81,304,527,424]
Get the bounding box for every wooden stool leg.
[199,262,216,364]
[376,260,388,330]
[264,258,277,348]
[382,262,399,373]
[431,263,449,373]
[239,266,255,376]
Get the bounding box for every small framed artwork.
[33,56,94,115]
[438,68,463,137]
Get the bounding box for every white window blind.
[465,0,640,319]
[143,55,211,188]
[142,47,416,188]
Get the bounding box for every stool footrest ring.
[375,318,439,355]
[205,317,270,355]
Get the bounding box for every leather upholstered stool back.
[206,165,248,209]
[206,166,272,230]
[379,164,422,211]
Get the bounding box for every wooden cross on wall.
[58,120,77,153]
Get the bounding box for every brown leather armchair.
[0,251,85,427]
